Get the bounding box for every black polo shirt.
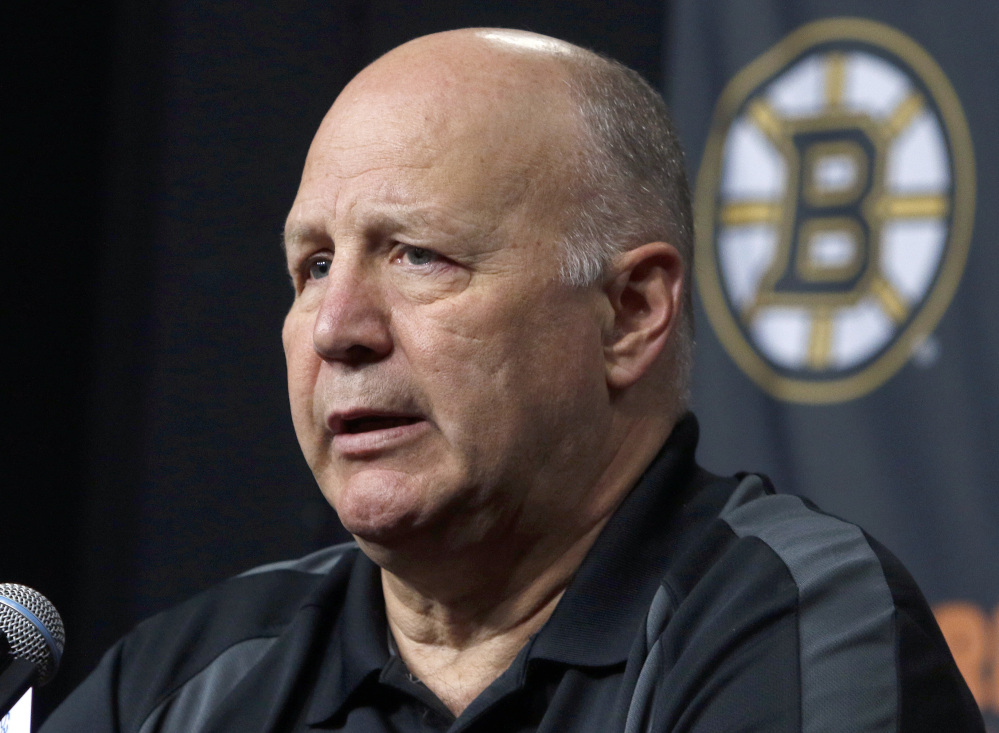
[41,416,984,732]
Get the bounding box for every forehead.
[287,52,581,239]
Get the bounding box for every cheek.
[282,312,322,438]
[398,293,603,422]
[394,300,512,384]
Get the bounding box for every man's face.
[282,63,615,553]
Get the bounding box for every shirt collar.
[307,551,388,725]
[529,413,702,667]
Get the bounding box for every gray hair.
[558,52,694,406]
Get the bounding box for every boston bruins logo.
[695,18,975,403]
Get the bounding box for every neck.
[381,515,606,716]
[376,412,676,717]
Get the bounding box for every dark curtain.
[667,1,999,723]
[6,0,666,720]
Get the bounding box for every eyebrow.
[283,206,461,250]
[281,224,330,254]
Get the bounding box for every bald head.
[343,28,587,109]
[297,28,693,411]
[309,31,590,235]
[350,28,583,86]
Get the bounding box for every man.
[42,28,983,732]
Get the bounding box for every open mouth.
[339,415,423,434]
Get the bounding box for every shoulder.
[718,474,893,611]
[676,473,927,620]
[636,474,983,732]
[120,542,359,661]
[232,542,359,579]
[41,542,361,733]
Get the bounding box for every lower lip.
[332,420,430,457]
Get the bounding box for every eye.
[308,256,331,280]
[402,247,439,266]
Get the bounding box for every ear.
[602,242,685,390]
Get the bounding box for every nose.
[312,260,393,365]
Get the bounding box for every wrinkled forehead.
[298,42,584,215]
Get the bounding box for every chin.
[326,468,431,546]
[339,512,419,546]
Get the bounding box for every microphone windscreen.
[0,584,65,686]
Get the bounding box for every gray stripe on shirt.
[238,542,355,578]
[721,476,898,733]
[137,637,276,733]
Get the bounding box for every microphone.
[1,583,66,727]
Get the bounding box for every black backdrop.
[6,0,666,720]
[13,1,996,725]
